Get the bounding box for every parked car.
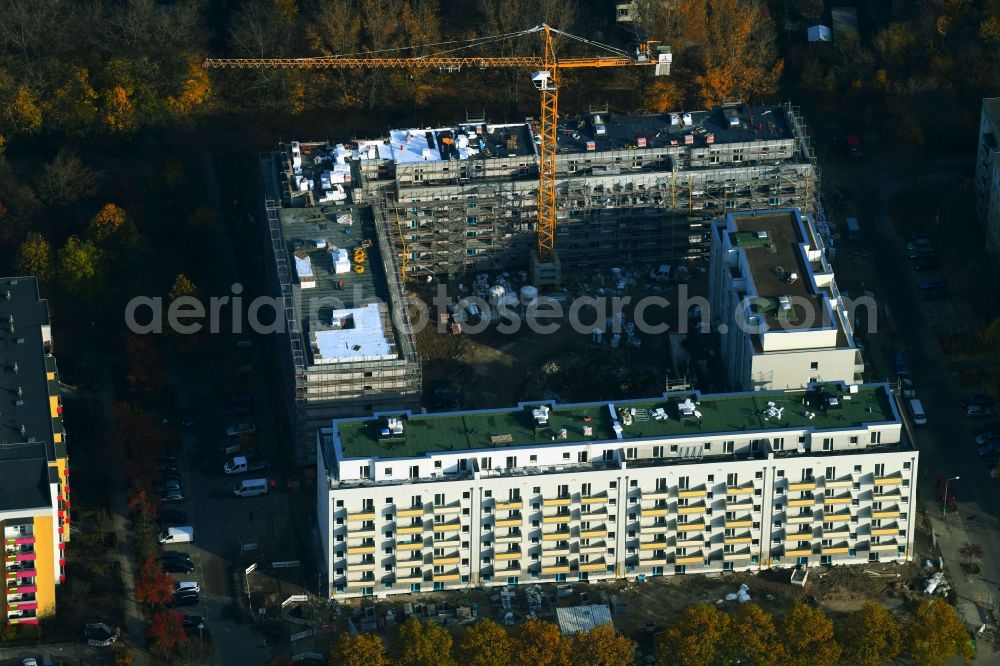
[161,558,195,574]
[846,134,863,159]
[977,439,1000,457]
[160,551,193,564]
[967,405,993,418]
[900,378,916,399]
[935,475,956,502]
[961,394,995,409]
[168,591,199,609]
[892,352,910,378]
[224,454,270,475]
[225,423,256,437]
[156,479,182,493]
[911,254,940,271]
[156,509,189,526]
[174,581,201,595]
[159,488,184,502]
[23,659,38,666]
[159,526,194,544]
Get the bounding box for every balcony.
[579,560,607,572]
[642,489,670,500]
[542,530,571,541]
[824,478,853,489]
[639,539,668,550]
[723,549,753,561]
[494,549,520,561]
[724,518,753,529]
[786,514,814,525]
[396,541,422,551]
[873,489,902,501]
[787,497,815,507]
[677,503,707,515]
[495,500,523,511]
[641,506,669,517]
[641,522,669,534]
[432,520,461,533]
[543,497,572,507]
[872,507,901,520]
[726,484,754,495]
[724,533,753,545]
[675,553,705,565]
[870,541,900,552]
[581,506,608,519]
[349,559,376,570]
[494,532,522,543]
[396,571,423,583]
[676,533,706,547]
[346,577,376,588]
[675,521,706,533]
[823,511,852,523]
[433,570,461,582]
[543,544,571,557]
[541,565,571,575]
[783,546,813,556]
[822,495,852,506]
[678,488,708,499]
[821,523,850,537]
[3,528,32,540]
[495,516,523,527]
[579,542,606,555]
[873,475,903,485]
[542,514,572,525]
[432,503,462,516]
[789,480,816,491]
[397,525,424,535]
[348,526,376,538]
[347,545,375,555]
[821,543,850,555]
[871,525,899,536]
[347,511,376,522]
[432,553,461,565]
[580,495,609,505]
[397,507,424,518]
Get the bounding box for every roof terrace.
[334,383,897,460]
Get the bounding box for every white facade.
[709,209,864,391]
[318,384,916,599]
[975,98,1000,254]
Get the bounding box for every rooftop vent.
[756,231,768,240]
[531,405,550,427]
[778,295,792,311]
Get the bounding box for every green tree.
[330,632,388,666]
[394,617,455,666]
[459,619,514,666]
[58,235,101,295]
[16,232,52,280]
[719,603,784,666]
[571,623,636,666]
[169,273,199,301]
[839,602,902,666]
[905,599,973,666]
[656,603,731,666]
[514,619,570,666]
[779,602,840,666]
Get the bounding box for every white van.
[908,398,927,426]
[233,478,268,498]
[159,526,195,544]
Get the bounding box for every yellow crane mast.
[205,25,670,271]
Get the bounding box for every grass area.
[335,384,897,458]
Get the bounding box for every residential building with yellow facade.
[1,276,69,625]
[317,381,916,599]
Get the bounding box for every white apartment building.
[317,383,916,599]
[975,98,1000,254]
[709,209,864,391]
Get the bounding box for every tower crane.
[204,25,671,278]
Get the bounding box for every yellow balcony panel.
[541,565,571,575]
[724,519,753,529]
[786,515,814,525]
[397,525,424,535]
[641,507,669,517]
[789,481,816,491]
[581,495,609,505]
[579,529,605,539]
[433,556,461,565]
[396,541,422,551]
[494,533,522,544]
[724,535,753,545]
[579,545,606,555]
[726,485,755,495]
[543,498,572,507]
[871,527,898,536]
[825,479,853,488]
[872,510,900,520]
[784,547,813,556]
[639,541,668,551]
[495,500,523,510]
[542,514,571,524]
[677,505,706,515]
[432,505,462,515]
[641,524,669,534]
[347,546,375,555]
[724,550,753,561]
[433,522,461,533]
[396,508,423,518]
[784,532,814,543]
[870,542,899,551]
[579,561,606,572]
[874,476,903,485]
[675,554,704,565]
[821,546,850,555]
[494,551,520,560]
[787,498,815,507]
[824,513,852,523]
[678,489,708,498]
[495,518,522,528]
[642,490,670,500]
[676,522,706,533]
[542,531,571,541]
[346,579,376,588]
[347,511,376,521]
[823,497,852,505]
[433,573,461,582]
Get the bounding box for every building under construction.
[348,102,819,280]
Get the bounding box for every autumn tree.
[102,84,135,133]
[838,602,901,666]
[111,402,167,475]
[459,619,514,666]
[656,603,731,666]
[514,618,570,666]
[36,149,101,206]
[90,203,128,240]
[125,335,166,397]
[779,602,840,666]
[16,232,52,280]
[2,86,43,134]
[330,632,389,666]
[167,55,212,117]
[57,235,102,296]
[169,273,199,301]
[136,557,174,607]
[718,603,784,666]
[147,611,186,651]
[571,623,636,666]
[393,617,456,666]
[905,598,974,666]
[45,67,99,136]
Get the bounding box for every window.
[409,466,419,479]
[875,464,885,477]
[529,455,537,462]
[810,361,819,370]
[849,436,858,445]
[903,461,911,469]
[825,467,836,480]
[871,431,881,444]
[678,476,690,490]
[563,452,571,460]
[774,437,784,450]
[723,441,734,454]
[626,447,637,459]
[411,495,421,508]
[385,468,392,477]
[822,438,833,451]
[653,446,664,457]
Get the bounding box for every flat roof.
[0,276,57,457]
[277,206,406,367]
[556,605,613,636]
[0,442,52,513]
[334,384,896,459]
[360,123,537,164]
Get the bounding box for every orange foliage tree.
[90,203,128,240]
[136,557,174,607]
[125,335,166,397]
[514,618,570,666]
[147,611,186,650]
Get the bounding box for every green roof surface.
[335,384,897,459]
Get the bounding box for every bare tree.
[36,149,102,206]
